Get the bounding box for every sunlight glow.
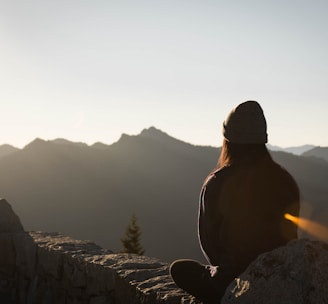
[284,213,328,242]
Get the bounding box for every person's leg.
[169,259,232,304]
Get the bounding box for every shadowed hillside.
[0,127,327,262]
[302,146,328,162]
[0,128,218,262]
[267,144,315,155]
[0,144,19,158]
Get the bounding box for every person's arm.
[198,170,225,265]
[277,169,300,240]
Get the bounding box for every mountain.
[0,128,217,262]
[0,144,19,158]
[302,146,328,162]
[51,138,89,147]
[267,144,316,155]
[0,127,327,263]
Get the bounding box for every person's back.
[170,101,300,304]
[199,147,300,275]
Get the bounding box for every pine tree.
[120,213,145,255]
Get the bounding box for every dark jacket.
[198,158,300,275]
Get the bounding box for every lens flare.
[284,213,328,242]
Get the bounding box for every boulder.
[222,238,328,304]
[0,198,24,232]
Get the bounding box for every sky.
[0,0,327,149]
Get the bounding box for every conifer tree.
[120,213,145,255]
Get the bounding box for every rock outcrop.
[222,238,328,304]
[0,198,24,232]
[0,199,198,303]
[1,230,200,303]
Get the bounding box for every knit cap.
[223,101,268,144]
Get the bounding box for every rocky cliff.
[0,198,198,303]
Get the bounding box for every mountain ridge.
[0,126,323,158]
[302,146,328,162]
[0,127,327,262]
[267,143,316,155]
[0,144,20,158]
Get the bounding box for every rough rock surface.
[221,238,328,304]
[0,198,200,304]
[0,230,199,303]
[28,231,199,304]
[0,198,24,232]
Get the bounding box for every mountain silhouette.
[0,144,19,158]
[267,143,316,155]
[302,146,328,163]
[0,127,327,262]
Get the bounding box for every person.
[170,101,300,303]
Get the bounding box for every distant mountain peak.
[302,146,328,162]
[139,127,170,139]
[267,143,316,155]
[20,138,53,154]
[51,138,88,147]
[113,126,188,149]
[92,142,110,150]
[0,144,20,158]
[23,138,47,149]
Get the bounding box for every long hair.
[218,139,272,168]
[202,139,273,186]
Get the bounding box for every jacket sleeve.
[198,171,224,265]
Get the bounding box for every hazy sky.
[1,0,327,148]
